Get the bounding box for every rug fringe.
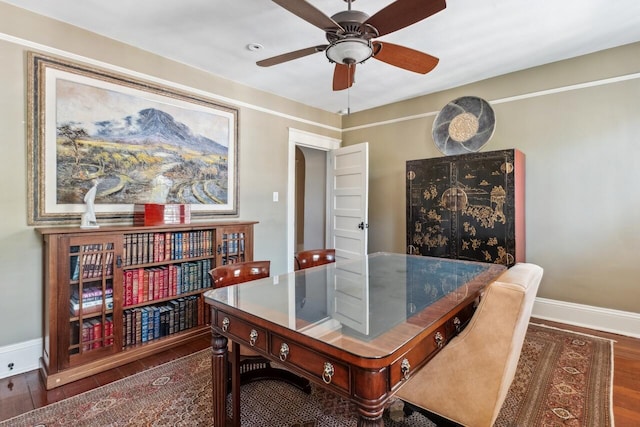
[529,322,617,343]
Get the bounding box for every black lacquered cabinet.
[406,149,525,266]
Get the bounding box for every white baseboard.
[0,338,41,379]
[532,297,640,339]
[0,298,638,380]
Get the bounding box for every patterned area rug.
[1,323,613,426]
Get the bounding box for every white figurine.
[80,180,100,229]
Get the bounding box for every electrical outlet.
[8,362,14,370]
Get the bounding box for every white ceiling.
[5,0,640,113]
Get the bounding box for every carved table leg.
[211,330,228,427]
[357,407,384,427]
[230,341,241,425]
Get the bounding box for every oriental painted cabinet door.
[406,149,525,267]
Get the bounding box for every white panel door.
[328,256,369,335]
[328,142,369,260]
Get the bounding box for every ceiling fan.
[257,0,446,91]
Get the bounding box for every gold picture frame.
[27,52,239,226]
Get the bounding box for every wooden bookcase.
[37,221,256,389]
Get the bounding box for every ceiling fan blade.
[257,45,328,67]
[333,63,356,91]
[272,0,343,32]
[372,41,439,74]
[365,0,446,37]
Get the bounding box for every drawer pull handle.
[453,316,461,333]
[401,358,411,380]
[279,343,290,361]
[435,331,445,348]
[249,329,258,347]
[222,317,230,332]
[322,362,334,384]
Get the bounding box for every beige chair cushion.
[395,263,543,427]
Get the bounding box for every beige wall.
[0,3,341,347]
[342,42,640,314]
[1,2,639,349]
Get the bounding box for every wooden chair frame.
[209,261,311,394]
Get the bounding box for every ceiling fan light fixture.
[325,38,372,65]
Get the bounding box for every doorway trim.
[287,128,341,271]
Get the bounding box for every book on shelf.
[134,308,142,345]
[121,295,201,347]
[71,255,80,281]
[92,319,102,349]
[81,317,113,351]
[81,321,92,351]
[123,259,213,307]
[140,307,149,342]
[72,286,113,301]
[104,316,113,346]
[71,244,117,280]
[122,228,216,268]
[152,306,161,340]
[70,297,113,316]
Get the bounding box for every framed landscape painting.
[27,52,239,226]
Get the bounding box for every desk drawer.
[271,334,350,394]
[390,324,448,389]
[215,311,268,352]
[447,301,476,336]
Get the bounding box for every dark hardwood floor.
[1,321,639,426]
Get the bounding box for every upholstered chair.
[394,263,544,427]
[209,261,310,393]
[294,248,336,270]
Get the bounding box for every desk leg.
[230,341,241,425]
[211,331,228,427]
[357,408,384,427]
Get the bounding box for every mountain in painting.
[93,108,227,155]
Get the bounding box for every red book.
[162,267,169,298]
[168,265,175,297]
[124,270,133,306]
[82,321,92,351]
[131,269,139,305]
[104,318,113,346]
[165,232,172,261]
[153,268,161,300]
[142,269,150,303]
[158,233,165,262]
[137,268,145,303]
[90,319,102,349]
[153,233,160,263]
[147,269,155,302]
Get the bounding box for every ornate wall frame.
[27,52,239,226]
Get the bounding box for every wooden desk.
[205,252,506,426]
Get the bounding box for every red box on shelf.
[134,204,191,226]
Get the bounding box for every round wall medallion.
[432,96,496,155]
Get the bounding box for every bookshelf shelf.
[37,220,256,389]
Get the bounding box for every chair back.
[295,249,336,270]
[396,263,543,427]
[209,261,270,288]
